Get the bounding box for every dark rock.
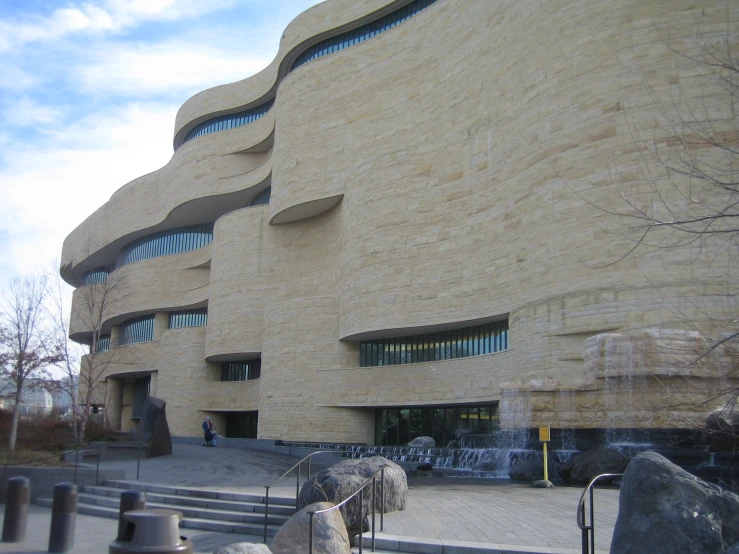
[509,458,544,482]
[611,452,739,554]
[559,447,628,485]
[417,462,433,471]
[408,436,436,448]
[473,461,498,472]
[707,410,739,452]
[531,479,553,488]
[132,396,172,457]
[271,501,350,554]
[297,456,407,531]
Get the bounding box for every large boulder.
[509,458,544,482]
[132,396,172,457]
[297,456,407,532]
[408,436,435,448]
[611,452,739,554]
[271,501,350,554]
[559,447,628,485]
[213,544,272,554]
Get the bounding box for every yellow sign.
[539,425,550,442]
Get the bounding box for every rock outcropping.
[297,456,407,532]
[611,451,739,554]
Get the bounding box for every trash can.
[108,509,193,554]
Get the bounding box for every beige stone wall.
[62,0,738,440]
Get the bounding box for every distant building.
[62,0,738,443]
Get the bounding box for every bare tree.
[0,274,63,453]
[50,260,137,445]
[587,31,739,446]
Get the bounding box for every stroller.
[203,431,218,447]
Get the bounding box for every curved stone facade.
[63,0,738,441]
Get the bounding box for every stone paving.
[0,443,617,553]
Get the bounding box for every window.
[376,403,498,446]
[249,186,271,206]
[82,267,110,285]
[119,315,155,345]
[94,335,111,353]
[117,223,213,267]
[360,319,509,367]
[221,359,261,381]
[182,99,275,145]
[226,411,258,438]
[169,309,208,329]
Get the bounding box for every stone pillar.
[149,371,158,398]
[106,378,123,431]
[110,325,120,348]
[154,312,169,342]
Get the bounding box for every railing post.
[380,467,385,532]
[95,444,101,486]
[263,486,270,544]
[581,501,588,554]
[358,486,364,554]
[73,449,79,485]
[136,442,141,480]
[309,511,314,554]
[371,476,376,552]
[308,456,312,480]
[296,462,301,509]
[589,486,595,554]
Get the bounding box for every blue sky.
[0,0,322,286]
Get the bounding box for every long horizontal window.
[376,403,498,446]
[291,0,438,71]
[222,359,261,381]
[360,320,509,367]
[169,308,208,329]
[118,223,213,267]
[119,315,155,346]
[182,99,275,146]
[178,0,437,149]
[82,267,110,285]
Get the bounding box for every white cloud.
[0,0,238,52]
[0,102,178,282]
[2,97,62,129]
[76,40,272,96]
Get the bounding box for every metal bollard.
[117,490,146,541]
[2,476,30,542]
[48,482,77,553]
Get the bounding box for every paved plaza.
[0,443,616,553]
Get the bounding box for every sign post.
[539,425,550,482]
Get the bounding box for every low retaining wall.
[172,436,346,462]
[0,466,125,502]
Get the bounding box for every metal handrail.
[1,441,144,501]
[263,450,352,543]
[576,473,623,554]
[307,464,387,554]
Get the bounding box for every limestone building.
[62,0,738,444]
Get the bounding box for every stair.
[36,480,296,537]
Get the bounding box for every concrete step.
[81,486,296,516]
[36,498,283,537]
[102,480,296,507]
[75,492,289,525]
[353,533,599,554]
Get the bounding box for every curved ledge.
[206,352,262,363]
[269,194,344,225]
[174,0,424,147]
[339,315,509,342]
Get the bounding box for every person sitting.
[202,416,214,446]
